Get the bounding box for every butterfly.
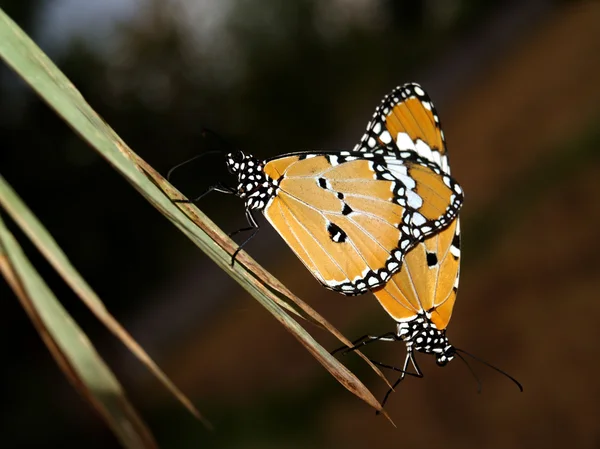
[337,217,522,408]
[174,83,463,295]
[367,218,463,405]
[331,157,522,407]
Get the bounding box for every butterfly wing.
[353,82,461,319]
[354,82,451,175]
[372,218,461,330]
[262,152,462,295]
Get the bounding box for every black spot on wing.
[452,233,461,249]
[327,222,347,243]
[426,252,438,267]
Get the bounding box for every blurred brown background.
[1,0,600,448]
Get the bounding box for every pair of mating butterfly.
[171,83,522,407]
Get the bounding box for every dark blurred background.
[1,0,600,447]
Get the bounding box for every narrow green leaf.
[0,215,158,449]
[0,175,210,428]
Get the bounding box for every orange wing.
[354,82,451,176]
[262,152,462,295]
[372,218,461,330]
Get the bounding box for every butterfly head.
[225,151,272,210]
[225,150,247,174]
[434,344,456,366]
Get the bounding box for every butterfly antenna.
[455,348,524,392]
[167,150,222,182]
[455,351,482,394]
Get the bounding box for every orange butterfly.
[332,116,522,405]
[335,219,463,405]
[199,83,464,295]
[337,217,522,408]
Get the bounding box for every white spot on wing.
[399,175,416,189]
[431,150,442,167]
[441,155,449,174]
[450,245,461,258]
[407,191,423,209]
[415,140,433,162]
[396,132,415,151]
[383,157,408,176]
[411,212,426,226]
[380,130,392,144]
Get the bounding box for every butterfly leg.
[378,350,423,411]
[367,359,422,378]
[228,227,255,238]
[229,209,260,266]
[331,331,398,356]
[172,183,234,204]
